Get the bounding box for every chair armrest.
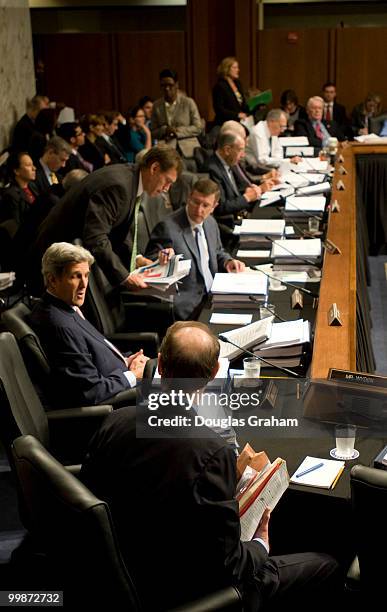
[108,388,137,408]
[47,405,113,421]
[106,332,159,355]
[169,586,242,612]
[346,556,360,592]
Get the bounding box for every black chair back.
[84,262,125,336]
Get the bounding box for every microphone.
[282,198,323,222]
[250,266,319,298]
[218,334,301,378]
[248,296,287,322]
[264,235,322,268]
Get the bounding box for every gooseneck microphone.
[282,198,323,222]
[264,235,321,268]
[251,266,319,298]
[218,334,301,378]
[248,296,287,322]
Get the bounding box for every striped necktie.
[194,227,213,292]
[130,194,143,272]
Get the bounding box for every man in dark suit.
[56,122,93,176]
[29,242,148,407]
[31,136,72,200]
[96,111,127,164]
[322,82,348,135]
[80,320,341,611]
[29,146,182,295]
[145,178,245,319]
[294,96,344,150]
[10,95,49,153]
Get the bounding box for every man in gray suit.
[28,146,182,295]
[145,178,245,319]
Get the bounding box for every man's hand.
[244,185,262,202]
[260,179,275,193]
[225,259,245,273]
[253,507,271,549]
[135,255,153,268]
[129,352,150,380]
[290,156,302,164]
[125,349,144,368]
[158,247,175,265]
[123,272,149,290]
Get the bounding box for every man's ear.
[150,161,160,175]
[209,360,220,382]
[46,272,56,291]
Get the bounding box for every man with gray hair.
[29,242,149,407]
[32,136,72,199]
[245,109,292,166]
[294,96,344,149]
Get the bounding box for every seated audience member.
[246,109,300,166]
[351,92,382,136]
[321,81,348,136]
[294,96,344,149]
[120,105,152,163]
[29,146,182,295]
[280,89,307,132]
[28,107,58,161]
[31,136,71,200]
[11,95,49,153]
[151,69,202,142]
[80,320,342,611]
[212,56,250,125]
[96,111,127,164]
[145,178,245,319]
[78,114,107,170]
[62,169,88,192]
[29,242,149,407]
[56,122,93,175]
[138,95,154,129]
[208,131,261,223]
[0,152,38,228]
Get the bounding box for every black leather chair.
[12,435,243,611]
[1,302,137,409]
[347,463,387,600]
[0,332,112,468]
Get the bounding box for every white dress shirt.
[245,120,283,166]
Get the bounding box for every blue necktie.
[194,227,213,292]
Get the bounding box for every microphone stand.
[248,295,287,322]
[251,266,319,298]
[264,235,321,268]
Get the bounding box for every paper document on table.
[259,192,283,206]
[211,271,268,296]
[298,172,326,184]
[282,172,309,188]
[290,456,345,489]
[292,159,329,172]
[219,317,273,359]
[286,146,314,157]
[279,136,309,147]
[284,226,295,236]
[240,459,289,541]
[297,181,331,195]
[259,319,310,350]
[210,313,253,325]
[285,195,326,213]
[238,219,285,236]
[271,238,322,258]
[237,250,271,259]
[136,254,190,288]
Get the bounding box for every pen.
[295,462,324,478]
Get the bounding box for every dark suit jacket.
[0,183,39,227]
[31,161,63,200]
[212,78,249,125]
[79,138,105,171]
[30,164,141,294]
[207,153,255,219]
[331,102,347,128]
[10,114,35,153]
[80,405,268,610]
[95,135,127,165]
[29,292,132,407]
[293,118,344,148]
[59,152,91,177]
[145,207,231,319]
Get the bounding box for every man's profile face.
[144,162,177,196]
[224,138,245,166]
[73,126,85,148]
[46,150,69,171]
[268,116,287,136]
[323,86,336,103]
[48,261,90,307]
[308,101,323,121]
[187,191,217,225]
[160,77,178,104]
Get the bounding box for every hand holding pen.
[158,246,175,265]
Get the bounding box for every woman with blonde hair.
[212,56,250,126]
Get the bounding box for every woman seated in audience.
[0,152,38,229]
[280,89,307,133]
[351,93,382,136]
[122,105,152,163]
[78,114,108,170]
[212,56,250,126]
[138,96,154,129]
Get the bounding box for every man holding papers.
[145,178,245,319]
[81,321,342,611]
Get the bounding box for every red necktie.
[315,122,323,140]
[325,105,331,122]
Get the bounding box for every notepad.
[210,313,253,325]
[290,456,345,489]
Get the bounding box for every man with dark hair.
[80,320,341,611]
[11,95,50,153]
[56,122,92,175]
[29,146,183,295]
[321,82,348,135]
[151,68,202,142]
[31,136,71,199]
[145,178,245,319]
[96,110,127,164]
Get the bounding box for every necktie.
[314,122,323,141]
[227,166,239,195]
[234,163,252,188]
[74,305,85,319]
[74,306,127,364]
[130,194,143,272]
[50,172,59,185]
[194,227,213,292]
[268,136,272,156]
[325,105,331,122]
[76,151,93,173]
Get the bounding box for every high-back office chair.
[348,464,387,597]
[12,435,243,612]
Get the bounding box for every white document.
[240,461,289,541]
[136,255,191,289]
[210,313,253,325]
[259,192,283,206]
[236,250,271,258]
[285,146,314,157]
[211,271,268,296]
[298,172,326,184]
[290,456,345,489]
[354,133,380,142]
[292,159,329,173]
[260,319,310,350]
[297,181,331,195]
[286,195,326,213]
[219,317,274,359]
[238,219,285,236]
[278,136,309,147]
[282,172,309,188]
[271,238,322,258]
[285,226,295,236]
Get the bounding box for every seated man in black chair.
[81,321,342,611]
[29,242,149,408]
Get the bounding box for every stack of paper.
[284,195,326,217]
[282,172,310,189]
[285,146,314,157]
[279,136,309,147]
[291,158,329,173]
[297,181,331,195]
[211,271,268,308]
[219,317,274,360]
[271,238,322,264]
[255,319,310,368]
[234,219,285,248]
[132,255,191,301]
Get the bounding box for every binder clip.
[338,154,345,163]
[323,239,341,255]
[291,289,303,310]
[336,180,345,191]
[328,303,342,326]
[338,166,348,175]
[331,199,340,213]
